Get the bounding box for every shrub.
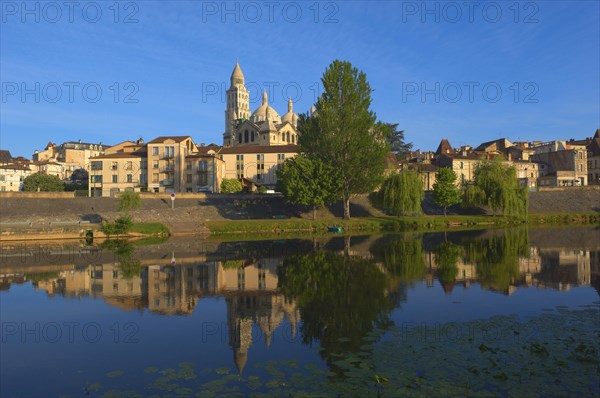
[119,191,142,212]
[221,178,243,193]
[101,215,133,237]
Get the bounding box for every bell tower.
[224,59,250,146]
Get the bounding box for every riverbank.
[206,212,600,235]
[1,192,599,240]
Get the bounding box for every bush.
[256,185,268,194]
[101,215,133,237]
[221,178,243,193]
[21,173,64,192]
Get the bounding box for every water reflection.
[1,227,599,380]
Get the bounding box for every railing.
[162,166,175,173]
[161,154,175,159]
[162,179,174,186]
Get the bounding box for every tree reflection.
[435,242,461,291]
[369,236,427,283]
[463,228,529,292]
[101,240,142,279]
[278,251,395,376]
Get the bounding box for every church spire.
[230,58,245,85]
[287,98,293,113]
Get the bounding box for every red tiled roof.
[147,136,192,144]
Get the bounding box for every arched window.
[244,130,249,143]
[291,135,295,144]
[238,133,242,144]
[251,131,255,142]
[286,132,290,142]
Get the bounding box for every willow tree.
[378,170,424,216]
[462,158,528,218]
[299,60,390,219]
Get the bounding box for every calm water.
[1,227,599,397]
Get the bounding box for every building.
[89,142,147,197]
[219,144,298,188]
[88,137,224,196]
[531,140,588,187]
[220,61,300,187]
[433,139,483,184]
[0,163,33,191]
[223,61,299,148]
[586,129,600,185]
[33,140,109,180]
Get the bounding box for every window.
[127,174,133,183]
[112,175,118,183]
[153,161,159,169]
[141,161,147,170]
[153,147,158,155]
[111,162,118,170]
[199,172,208,186]
[251,131,255,142]
[140,174,147,184]
[152,173,159,183]
[244,130,249,143]
[578,151,583,159]
[460,162,464,169]
[93,176,102,183]
[186,174,192,183]
[186,162,192,170]
[91,161,102,170]
[579,164,583,172]
[164,146,175,158]
[198,160,208,171]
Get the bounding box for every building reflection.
[1,230,599,372]
[424,245,597,294]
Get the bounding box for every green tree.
[432,167,461,216]
[276,156,341,219]
[378,122,412,155]
[21,173,64,192]
[462,158,528,218]
[118,191,141,212]
[299,60,391,219]
[378,170,424,216]
[101,215,133,237]
[220,178,243,193]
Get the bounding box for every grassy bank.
[129,222,171,236]
[205,212,600,235]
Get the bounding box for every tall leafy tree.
[299,60,391,219]
[462,158,528,218]
[378,170,424,216]
[276,156,341,220]
[377,122,412,155]
[432,167,461,216]
[21,173,64,192]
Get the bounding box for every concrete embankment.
[1,190,599,240]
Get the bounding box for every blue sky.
[1,1,599,157]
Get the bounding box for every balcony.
[162,179,174,186]
[162,166,175,173]
[161,154,175,160]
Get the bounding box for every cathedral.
[223,60,300,147]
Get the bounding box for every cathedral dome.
[251,90,281,124]
[281,98,298,126]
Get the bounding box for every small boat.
[327,226,343,233]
